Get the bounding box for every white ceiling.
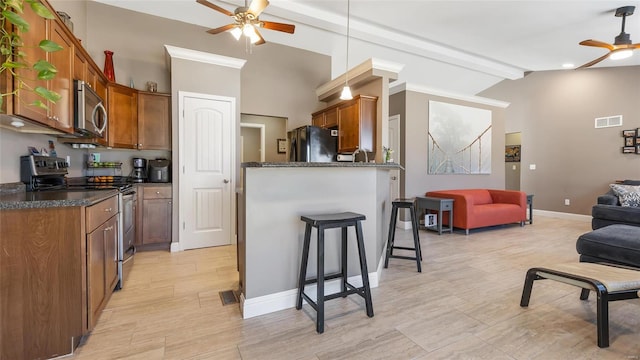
[95,0,640,94]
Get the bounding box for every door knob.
[223,179,230,184]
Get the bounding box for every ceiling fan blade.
[248,0,269,17]
[579,39,615,51]
[261,21,295,34]
[196,0,233,17]
[254,29,266,45]
[577,52,612,69]
[206,23,236,34]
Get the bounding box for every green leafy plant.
[0,0,62,111]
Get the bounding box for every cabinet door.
[87,222,106,330]
[142,198,172,244]
[12,4,50,125]
[48,21,74,133]
[338,101,360,153]
[312,112,324,127]
[324,108,338,128]
[108,83,138,148]
[138,92,171,150]
[86,215,118,330]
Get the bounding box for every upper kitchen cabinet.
[107,82,138,148]
[312,107,338,129]
[11,2,74,134]
[137,92,171,150]
[336,95,377,153]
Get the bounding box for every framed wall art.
[428,101,492,174]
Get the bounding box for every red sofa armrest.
[488,189,526,208]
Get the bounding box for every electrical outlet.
[529,164,536,170]
[564,199,570,206]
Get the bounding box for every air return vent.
[595,115,623,129]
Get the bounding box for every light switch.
[512,165,517,170]
[529,164,536,170]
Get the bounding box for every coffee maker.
[131,158,147,183]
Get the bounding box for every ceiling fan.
[578,5,640,69]
[196,0,295,45]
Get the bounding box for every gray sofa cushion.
[576,224,640,267]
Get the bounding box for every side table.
[415,196,454,235]
[527,194,534,224]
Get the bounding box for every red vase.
[103,50,115,82]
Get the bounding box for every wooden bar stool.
[296,212,374,333]
[385,198,422,272]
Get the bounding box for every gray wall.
[480,66,640,215]
[390,90,507,200]
[241,114,288,162]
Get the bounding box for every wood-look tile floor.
[72,216,640,359]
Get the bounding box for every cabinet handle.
[156,191,160,194]
[104,207,112,212]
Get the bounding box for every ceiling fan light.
[230,27,242,40]
[242,23,256,37]
[340,85,353,100]
[609,49,633,60]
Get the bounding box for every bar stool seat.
[296,211,374,333]
[385,198,422,272]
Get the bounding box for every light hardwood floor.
[72,216,640,359]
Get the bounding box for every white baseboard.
[170,242,181,252]
[533,209,591,222]
[241,272,379,319]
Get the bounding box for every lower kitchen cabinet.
[136,184,172,249]
[85,195,119,331]
[0,207,84,360]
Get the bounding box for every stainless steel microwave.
[74,80,107,138]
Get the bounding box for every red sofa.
[425,189,527,234]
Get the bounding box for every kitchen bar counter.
[0,189,119,210]
[238,163,396,319]
[242,161,401,168]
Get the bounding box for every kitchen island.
[238,162,399,318]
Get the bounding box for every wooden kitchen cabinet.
[85,195,119,331]
[138,92,171,150]
[311,107,338,129]
[0,207,84,359]
[337,95,377,153]
[108,82,138,148]
[136,185,172,249]
[11,3,74,134]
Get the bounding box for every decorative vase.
[103,50,115,82]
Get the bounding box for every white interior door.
[388,114,401,201]
[179,92,234,250]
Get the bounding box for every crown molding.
[164,45,246,69]
[390,82,510,108]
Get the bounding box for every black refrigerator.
[288,125,337,162]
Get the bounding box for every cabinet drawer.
[86,196,118,233]
[143,186,171,199]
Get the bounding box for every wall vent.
[595,115,623,129]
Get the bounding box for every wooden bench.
[520,262,640,348]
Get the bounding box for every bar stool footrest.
[303,272,344,285]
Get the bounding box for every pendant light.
[340,0,353,100]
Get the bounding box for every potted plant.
[1,0,61,112]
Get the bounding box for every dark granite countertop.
[0,189,119,210]
[242,162,402,169]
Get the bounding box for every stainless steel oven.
[118,188,136,289]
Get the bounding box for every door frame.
[174,91,237,251]
[240,123,266,162]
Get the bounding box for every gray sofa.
[591,180,640,230]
